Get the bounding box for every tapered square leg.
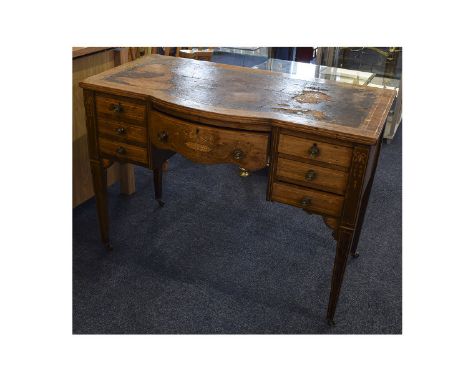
[349,135,383,259]
[326,227,354,324]
[119,163,136,195]
[153,166,164,207]
[151,146,175,207]
[90,160,111,250]
[349,198,367,259]
[349,185,372,259]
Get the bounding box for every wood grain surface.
[275,157,348,195]
[97,118,147,145]
[271,181,344,217]
[98,137,148,165]
[96,94,146,125]
[278,133,353,168]
[73,47,113,59]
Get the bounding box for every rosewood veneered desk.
[80,54,395,325]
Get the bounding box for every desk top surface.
[80,55,395,144]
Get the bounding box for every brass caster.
[327,319,336,327]
[157,199,165,207]
[239,167,250,177]
[351,251,360,259]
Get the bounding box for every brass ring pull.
[309,143,319,158]
[111,103,123,113]
[305,170,316,181]
[116,127,126,135]
[158,131,168,143]
[300,197,312,207]
[232,149,244,160]
[116,146,126,155]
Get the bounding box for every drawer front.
[276,158,348,195]
[97,118,147,145]
[278,134,352,168]
[98,138,148,165]
[96,94,146,125]
[150,110,269,170]
[271,182,344,217]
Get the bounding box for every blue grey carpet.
[73,125,401,334]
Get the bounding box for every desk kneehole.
[149,110,269,171]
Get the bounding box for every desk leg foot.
[105,242,113,251]
[351,251,360,259]
[327,319,336,327]
[239,167,250,177]
[157,199,165,207]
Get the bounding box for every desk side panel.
[73,50,120,207]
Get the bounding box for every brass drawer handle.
[305,170,316,181]
[300,197,312,207]
[232,149,244,160]
[116,127,126,135]
[158,131,168,143]
[111,103,124,113]
[116,146,126,155]
[309,143,320,158]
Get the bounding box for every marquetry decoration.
[83,89,98,160]
[351,151,368,190]
[340,146,369,228]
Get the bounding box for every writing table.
[80,54,395,325]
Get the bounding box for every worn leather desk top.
[81,55,395,145]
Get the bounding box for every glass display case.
[253,58,375,85]
[213,47,268,67]
[253,47,402,142]
[328,47,402,141]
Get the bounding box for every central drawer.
[149,110,269,170]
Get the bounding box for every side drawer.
[97,118,147,145]
[275,157,348,195]
[150,110,269,171]
[278,133,352,168]
[96,94,146,125]
[271,181,344,217]
[98,138,148,165]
